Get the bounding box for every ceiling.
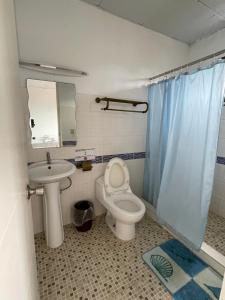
[81,0,225,44]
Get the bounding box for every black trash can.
[73,200,94,232]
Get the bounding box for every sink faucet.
[46,152,51,165]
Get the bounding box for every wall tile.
[134,152,146,159]
[219,119,225,139]
[221,106,225,120]
[211,113,225,216]
[24,78,148,235]
[217,139,225,157]
[213,178,225,200]
[214,163,225,180]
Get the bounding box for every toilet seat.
[115,199,139,213]
[107,192,145,223]
[104,157,129,194]
[110,192,143,213]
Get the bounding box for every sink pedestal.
[28,159,76,248]
[43,182,64,248]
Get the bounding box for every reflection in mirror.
[27,79,76,148]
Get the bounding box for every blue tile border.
[29,153,225,166]
[217,156,225,165]
[71,152,145,165]
[102,154,117,163]
[134,152,145,159]
[94,155,103,164]
[62,141,77,146]
[118,153,134,160]
[38,152,144,167]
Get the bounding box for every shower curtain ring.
[180,65,184,75]
[185,64,189,74]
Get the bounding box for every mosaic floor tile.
[35,215,173,300]
[205,212,225,256]
[35,212,225,299]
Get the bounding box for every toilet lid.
[104,157,129,194]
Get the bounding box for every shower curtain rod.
[148,48,225,81]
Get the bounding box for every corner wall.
[189,29,225,218]
[189,28,225,60]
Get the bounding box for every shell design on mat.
[150,255,173,282]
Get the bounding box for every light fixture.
[19,61,88,77]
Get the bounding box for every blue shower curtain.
[144,62,225,248]
[143,80,172,207]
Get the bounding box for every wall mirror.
[27,79,76,149]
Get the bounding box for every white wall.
[189,28,225,60]
[189,30,225,219]
[15,0,189,233]
[0,1,38,299]
[15,0,189,96]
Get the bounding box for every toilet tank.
[95,176,105,204]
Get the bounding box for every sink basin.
[29,159,76,183]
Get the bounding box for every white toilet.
[96,157,146,241]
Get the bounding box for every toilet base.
[105,212,135,241]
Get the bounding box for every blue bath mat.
[143,239,222,300]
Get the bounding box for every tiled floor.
[35,212,225,300]
[205,212,225,256]
[35,215,173,300]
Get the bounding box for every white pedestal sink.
[28,160,76,248]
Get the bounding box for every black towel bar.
[95,97,148,113]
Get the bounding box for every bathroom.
[1,0,225,299]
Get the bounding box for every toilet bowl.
[95,157,145,241]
